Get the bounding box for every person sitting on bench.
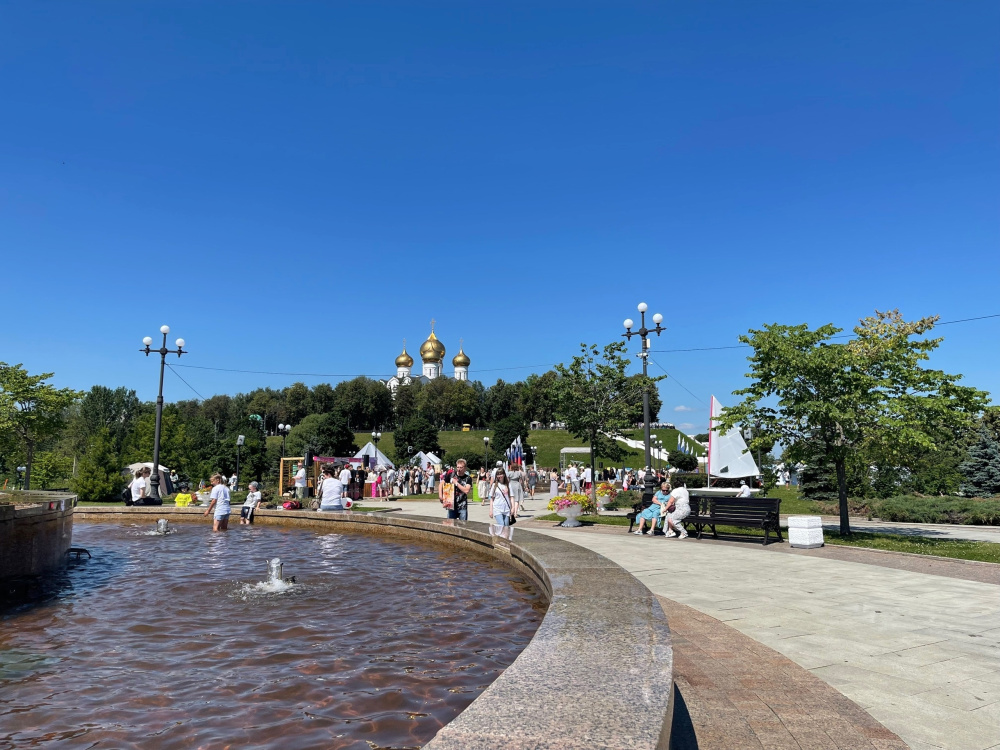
[661,483,691,539]
[632,481,670,535]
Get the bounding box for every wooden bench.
[684,497,782,545]
[626,497,672,535]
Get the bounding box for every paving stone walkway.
[663,596,907,750]
[396,498,999,749]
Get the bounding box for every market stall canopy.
[410,450,442,468]
[355,442,395,469]
[125,462,174,494]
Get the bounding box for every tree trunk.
[590,434,598,513]
[835,457,850,535]
[24,440,34,491]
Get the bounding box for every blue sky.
[2,1,998,433]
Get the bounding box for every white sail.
[707,395,759,478]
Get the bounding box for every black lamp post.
[483,436,490,470]
[278,423,292,457]
[531,445,537,470]
[140,326,186,502]
[371,430,382,470]
[622,302,665,503]
[235,434,245,492]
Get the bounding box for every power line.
[166,364,206,400]
[650,312,1000,354]
[648,357,709,406]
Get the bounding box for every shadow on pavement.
[670,685,698,750]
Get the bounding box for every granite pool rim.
[74,505,675,750]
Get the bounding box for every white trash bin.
[788,515,824,549]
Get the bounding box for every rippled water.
[0,521,544,749]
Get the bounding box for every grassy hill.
[355,429,644,469]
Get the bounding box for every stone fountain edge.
[74,506,674,750]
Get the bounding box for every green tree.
[520,371,559,424]
[420,378,480,428]
[311,383,337,414]
[668,450,698,472]
[393,381,422,427]
[308,411,358,456]
[490,415,531,465]
[484,379,523,424]
[960,429,1000,497]
[0,363,82,489]
[394,416,443,464]
[72,428,123,501]
[284,382,312,424]
[78,385,140,453]
[284,413,325,457]
[334,377,393,430]
[553,342,651,507]
[31,451,73,489]
[625,374,662,425]
[716,311,990,533]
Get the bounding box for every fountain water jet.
[156,519,170,535]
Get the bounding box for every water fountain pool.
[0,521,545,749]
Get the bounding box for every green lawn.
[355,429,643,469]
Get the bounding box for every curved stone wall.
[75,506,675,749]
[0,492,76,579]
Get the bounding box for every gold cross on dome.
[430,318,436,332]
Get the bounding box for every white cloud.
[673,405,695,412]
[679,423,695,429]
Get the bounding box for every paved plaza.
[391,496,1000,750]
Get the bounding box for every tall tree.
[79,385,140,453]
[960,429,1000,498]
[0,363,81,489]
[716,311,989,533]
[394,415,443,465]
[72,428,123,501]
[491,415,531,465]
[553,342,649,507]
[334,377,393,430]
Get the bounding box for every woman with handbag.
[489,468,517,532]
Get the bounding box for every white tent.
[410,450,442,468]
[125,462,175,494]
[355,442,395,469]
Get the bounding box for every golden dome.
[452,345,470,368]
[395,344,414,368]
[419,323,446,362]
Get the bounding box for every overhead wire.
[165,363,206,400]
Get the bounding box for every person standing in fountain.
[203,473,231,531]
[446,458,473,521]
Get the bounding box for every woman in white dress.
[477,467,489,505]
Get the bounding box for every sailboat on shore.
[696,395,760,495]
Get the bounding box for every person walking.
[489,467,517,538]
[527,467,538,498]
[203,473,231,531]
[477,466,489,505]
[444,458,473,521]
[507,463,527,512]
[549,468,558,496]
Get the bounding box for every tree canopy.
[716,310,990,533]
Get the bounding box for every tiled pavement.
[398,499,1000,749]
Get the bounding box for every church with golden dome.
[384,321,470,393]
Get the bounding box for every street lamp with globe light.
[622,303,666,503]
[140,325,186,503]
[278,423,292,457]
[371,430,382,469]
[483,436,490,471]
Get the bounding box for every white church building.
[383,322,470,393]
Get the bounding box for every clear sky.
[3,1,998,433]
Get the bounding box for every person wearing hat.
[737,480,752,498]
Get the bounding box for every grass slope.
[355,429,643,468]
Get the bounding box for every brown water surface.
[0,521,544,749]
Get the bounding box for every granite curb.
[74,506,675,750]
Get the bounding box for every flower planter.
[557,504,583,527]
